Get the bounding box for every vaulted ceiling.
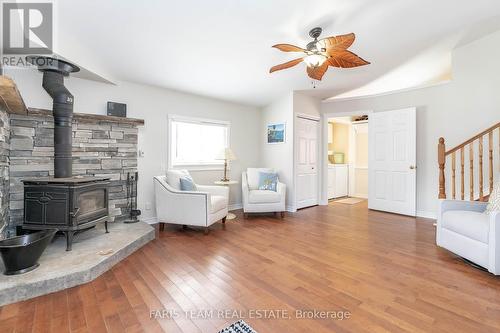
[49,0,500,106]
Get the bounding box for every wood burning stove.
[21,56,111,251]
[22,177,110,251]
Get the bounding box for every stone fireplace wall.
[8,112,139,228]
[0,108,9,236]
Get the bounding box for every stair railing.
[438,122,500,201]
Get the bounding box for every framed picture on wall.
[267,123,286,144]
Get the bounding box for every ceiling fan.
[269,27,370,81]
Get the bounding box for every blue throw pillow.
[258,172,278,191]
[180,175,197,191]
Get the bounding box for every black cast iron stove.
[21,56,110,251]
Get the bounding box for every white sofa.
[436,199,500,275]
[242,168,286,218]
[153,170,229,234]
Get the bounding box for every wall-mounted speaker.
[107,101,127,117]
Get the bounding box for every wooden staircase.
[438,122,500,201]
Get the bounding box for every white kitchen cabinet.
[328,164,348,199]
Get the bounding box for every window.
[168,115,230,168]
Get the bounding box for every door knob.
[409,165,417,170]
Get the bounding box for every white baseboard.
[140,216,159,224]
[228,203,242,211]
[416,210,437,220]
[141,209,435,223]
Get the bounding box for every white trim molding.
[416,210,437,220]
[228,203,242,211]
[296,113,321,121]
[140,216,159,224]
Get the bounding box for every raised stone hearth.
[0,221,154,306]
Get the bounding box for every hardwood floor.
[1,201,500,333]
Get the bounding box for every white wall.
[322,29,500,217]
[260,92,295,209]
[260,92,323,210]
[293,92,321,118]
[5,68,261,221]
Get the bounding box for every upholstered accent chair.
[436,199,500,275]
[154,170,228,234]
[241,168,286,218]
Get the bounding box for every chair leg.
[204,227,209,235]
[280,211,285,218]
[159,223,165,231]
[222,217,226,224]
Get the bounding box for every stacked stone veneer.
[8,113,139,228]
[0,108,9,236]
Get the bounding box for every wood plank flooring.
[1,201,500,333]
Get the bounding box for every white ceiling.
[50,0,500,106]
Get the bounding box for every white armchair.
[436,199,500,275]
[153,171,229,234]
[242,168,286,218]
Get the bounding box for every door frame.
[320,110,373,206]
[294,113,321,210]
[350,121,369,198]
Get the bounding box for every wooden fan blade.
[306,62,329,80]
[269,58,304,73]
[327,50,370,68]
[272,44,306,53]
[317,33,355,51]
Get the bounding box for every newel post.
[438,137,446,199]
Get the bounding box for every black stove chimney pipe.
[26,56,80,178]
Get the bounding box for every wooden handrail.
[445,122,500,155]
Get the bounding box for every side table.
[214,180,238,220]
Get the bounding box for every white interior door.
[296,116,319,209]
[368,108,416,216]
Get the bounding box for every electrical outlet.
[145,202,152,210]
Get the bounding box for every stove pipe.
[26,56,80,178]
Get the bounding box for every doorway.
[327,115,368,203]
[323,108,417,217]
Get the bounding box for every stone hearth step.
[0,221,154,306]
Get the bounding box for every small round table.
[214,180,238,220]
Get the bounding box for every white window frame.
[167,114,231,171]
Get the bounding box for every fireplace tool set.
[124,171,141,223]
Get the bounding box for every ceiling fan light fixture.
[304,54,327,68]
[269,28,369,80]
